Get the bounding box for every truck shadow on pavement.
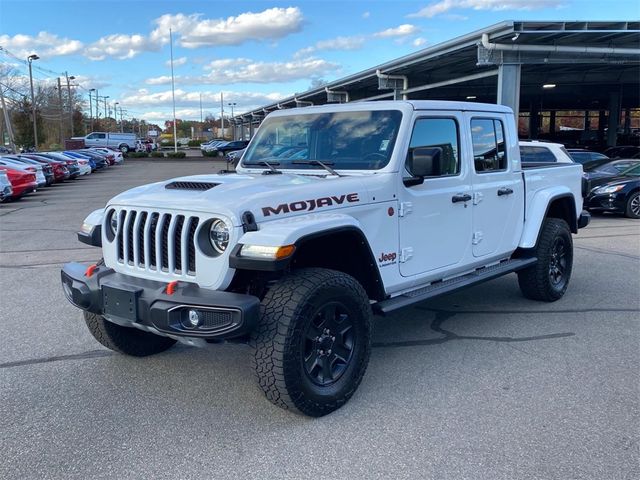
[1,306,600,370]
[372,308,575,349]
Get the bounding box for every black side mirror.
[404,147,442,186]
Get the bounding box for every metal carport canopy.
[232,20,639,123]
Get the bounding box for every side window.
[471,118,508,172]
[407,118,460,177]
[519,146,556,163]
[86,133,97,139]
[97,133,107,139]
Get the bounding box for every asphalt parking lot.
[0,159,638,480]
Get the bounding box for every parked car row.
[0,147,124,202]
[200,139,249,156]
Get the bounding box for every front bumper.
[61,262,260,343]
[585,193,626,214]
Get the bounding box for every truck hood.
[107,173,370,226]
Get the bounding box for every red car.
[0,166,37,199]
[22,154,69,182]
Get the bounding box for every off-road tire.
[252,268,372,417]
[83,311,176,356]
[518,218,573,302]
[624,192,640,219]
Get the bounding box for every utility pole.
[0,86,17,153]
[169,28,177,153]
[65,72,75,136]
[89,89,95,131]
[103,96,109,131]
[57,77,64,145]
[95,89,99,128]
[27,54,39,149]
[220,92,224,139]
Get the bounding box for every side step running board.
[373,257,537,315]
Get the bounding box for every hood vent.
[165,181,219,191]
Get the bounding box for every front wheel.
[252,268,372,417]
[625,192,640,219]
[83,312,176,356]
[119,144,130,153]
[517,218,573,302]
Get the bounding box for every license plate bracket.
[103,285,141,321]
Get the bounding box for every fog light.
[188,309,201,327]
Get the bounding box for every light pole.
[114,102,119,132]
[66,73,75,136]
[27,54,39,149]
[89,88,95,131]
[228,102,237,140]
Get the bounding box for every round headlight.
[209,219,230,253]
[109,211,118,236]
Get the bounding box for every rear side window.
[520,146,556,163]
[471,119,507,172]
[407,118,460,176]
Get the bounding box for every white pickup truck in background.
[62,101,589,416]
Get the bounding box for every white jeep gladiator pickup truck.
[62,101,590,416]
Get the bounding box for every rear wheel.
[252,268,372,417]
[625,192,640,219]
[518,218,573,302]
[83,311,176,356]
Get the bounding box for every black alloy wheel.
[548,236,568,289]
[302,302,355,386]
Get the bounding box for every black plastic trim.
[578,210,591,229]
[77,225,102,247]
[61,262,260,339]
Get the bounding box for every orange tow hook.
[166,280,179,295]
[85,264,98,277]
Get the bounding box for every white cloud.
[374,24,420,38]
[362,11,371,19]
[151,7,304,48]
[413,37,428,47]
[121,89,291,122]
[165,56,188,68]
[408,0,564,18]
[73,74,111,90]
[0,32,83,59]
[85,34,159,60]
[294,35,366,57]
[145,57,338,85]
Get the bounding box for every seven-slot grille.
[115,209,200,275]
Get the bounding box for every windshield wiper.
[292,160,341,177]
[243,160,281,174]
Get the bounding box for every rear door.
[467,115,524,258]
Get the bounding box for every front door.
[399,114,473,277]
[467,115,523,258]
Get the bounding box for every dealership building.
[231,20,640,148]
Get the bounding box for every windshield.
[242,110,403,170]
[595,160,639,175]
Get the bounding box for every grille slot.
[114,209,199,276]
[165,181,218,191]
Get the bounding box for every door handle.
[497,187,514,196]
[452,193,472,203]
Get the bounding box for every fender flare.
[229,213,383,296]
[520,189,576,249]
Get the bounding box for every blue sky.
[0,0,635,125]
